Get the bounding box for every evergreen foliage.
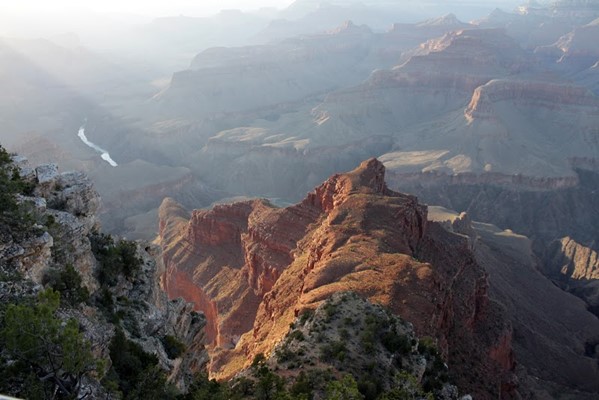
[104,328,178,399]
[44,264,90,306]
[0,144,35,237]
[325,375,364,400]
[0,289,100,399]
[90,232,142,286]
[162,335,187,359]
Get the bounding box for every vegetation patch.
[0,145,36,239]
[44,264,90,306]
[90,232,142,286]
[162,335,187,359]
[0,289,102,399]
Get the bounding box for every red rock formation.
[158,159,516,398]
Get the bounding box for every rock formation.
[429,206,599,398]
[548,236,599,281]
[533,16,599,75]
[159,158,517,398]
[546,237,599,317]
[155,20,484,121]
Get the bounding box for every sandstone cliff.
[548,236,599,281]
[546,237,599,318]
[159,158,516,398]
[536,18,599,71]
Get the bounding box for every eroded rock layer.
[159,158,516,398]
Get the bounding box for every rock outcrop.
[546,237,599,318]
[0,155,209,395]
[396,168,599,250]
[378,75,599,179]
[548,236,599,281]
[99,242,208,389]
[465,78,599,120]
[256,292,463,399]
[159,159,516,398]
[1,158,101,288]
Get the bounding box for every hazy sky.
[0,0,523,39]
[1,0,296,17]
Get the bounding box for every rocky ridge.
[537,19,599,71]
[159,158,517,398]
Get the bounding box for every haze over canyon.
[1,0,599,399]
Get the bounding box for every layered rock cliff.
[546,237,599,318]
[536,18,599,71]
[378,74,599,179]
[548,236,599,281]
[429,207,599,398]
[464,78,599,121]
[159,158,516,398]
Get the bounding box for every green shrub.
[339,328,351,340]
[289,329,305,342]
[0,289,100,399]
[252,364,286,400]
[323,303,337,321]
[320,341,347,363]
[276,344,298,364]
[44,264,90,306]
[381,332,411,355]
[104,328,179,399]
[290,371,313,399]
[299,309,314,324]
[325,375,363,400]
[252,353,267,367]
[360,329,376,353]
[162,335,186,359]
[417,337,437,356]
[357,376,382,400]
[182,372,229,400]
[91,233,143,286]
[0,145,35,237]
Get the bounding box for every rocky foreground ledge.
[0,155,207,398]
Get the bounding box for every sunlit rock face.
[159,159,518,398]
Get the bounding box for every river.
[77,125,118,167]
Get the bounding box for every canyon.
[2,1,599,398]
[5,1,599,244]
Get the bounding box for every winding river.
[77,125,118,167]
